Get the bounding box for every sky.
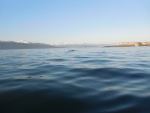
[0,0,150,44]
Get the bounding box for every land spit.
[105,42,150,47]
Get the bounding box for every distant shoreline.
[0,41,57,50]
[105,42,150,47]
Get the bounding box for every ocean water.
[0,47,150,113]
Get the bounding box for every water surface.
[0,47,150,113]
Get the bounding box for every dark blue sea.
[0,47,150,113]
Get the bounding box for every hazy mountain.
[0,41,55,50]
[52,43,102,47]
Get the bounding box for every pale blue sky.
[0,0,150,44]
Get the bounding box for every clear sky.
[0,0,150,44]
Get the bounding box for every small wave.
[0,48,150,113]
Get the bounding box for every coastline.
[105,42,150,47]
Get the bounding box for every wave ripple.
[0,47,150,113]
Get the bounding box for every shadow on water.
[0,89,92,113]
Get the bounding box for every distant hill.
[0,41,55,50]
[52,43,102,48]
